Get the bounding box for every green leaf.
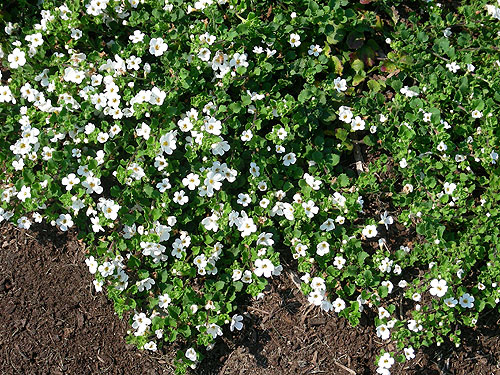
[215,281,225,291]
[351,59,364,73]
[298,87,312,103]
[378,285,388,298]
[229,102,242,113]
[128,256,141,269]
[325,153,340,167]
[352,74,365,86]
[367,79,381,92]
[338,173,350,187]
[357,251,369,266]
[335,128,349,141]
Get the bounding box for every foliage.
[1,0,499,373]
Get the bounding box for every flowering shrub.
[1,0,499,374]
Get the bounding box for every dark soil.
[1,222,500,375]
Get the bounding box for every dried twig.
[334,360,356,375]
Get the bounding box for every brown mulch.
[1,222,500,375]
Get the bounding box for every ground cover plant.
[0,0,499,374]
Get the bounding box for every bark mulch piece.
[1,222,500,375]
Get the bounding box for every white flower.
[156,178,171,193]
[378,211,394,230]
[17,185,31,202]
[249,162,260,177]
[316,241,330,256]
[144,341,157,351]
[437,141,447,152]
[237,193,251,207]
[490,150,499,164]
[308,290,324,305]
[199,32,216,45]
[443,182,456,195]
[308,44,322,57]
[351,116,365,131]
[429,278,448,297]
[378,353,394,369]
[277,127,288,140]
[134,122,150,140]
[136,277,155,292]
[149,37,168,56]
[320,218,335,232]
[173,190,189,205]
[93,279,103,292]
[71,28,82,40]
[333,297,346,312]
[158,293,172,309]
[254,258,274,278]
[230,314,243,332]
[230,52,249,68]
[302,200,319,218]
[283,152,296,166]
[471,110,483,119]
[17,216,31,229]
[334,256,346,270]
[241,270,253,283]
[382,280,394,294]
[376,324,390,340]
[97,132,109,143]
[334,77,347,92]
[82,176,103,195]
[8,48,26,69]
[253,46,264,54]
[404,347,415,360]
[185,348,197,362]
[446,61,460,73]
[160,131,177,154]
[204,117,222,135]
[211,139,230,155]
[183,173,200,190]
[241,129,253,141]
[56,213,73,231]
[444,297,458,308]
[289,33,301,47]
[150,87,166,106]
[399,158,408,168]
[32,212,43,223]
[132,312,151,335]
[310,277,326,291]
[90,216,104,233]
[99,199,120,220]
[206,323,223,338]
[198,47,211,61]
[204,171,223,192]
[232,269,242,281]
[260,198,270,208]
[201,213,219,232]
[459,293,474,308]
[98,261,115,277]
[85,256,98,274]
[362,225,378,238]
[338,106,353,123]
[130,29,145,42]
